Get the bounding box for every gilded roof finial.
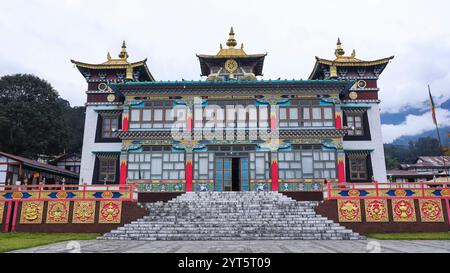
[351,49,356,58]
[107,52,112,60]
[118,40,129,60]
[335,37,345,57]
[226,26,237,48]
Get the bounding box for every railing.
[323,181,450,200]
[0,183,138,202]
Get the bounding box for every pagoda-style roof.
[110,79,354,97]
[196,27,267,77]
[309,38,394,79]
[71,41,155,81]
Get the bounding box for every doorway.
[215,157,243,191]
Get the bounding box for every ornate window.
[346,113,364,136]
[102,117,118,138]
[349,157,368,180]
[98,158,116,183]
[279,100,334,128]
[128,149,185,180]
[129,102,174,129]
[278,146,336,179]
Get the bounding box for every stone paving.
[10,239,450,253]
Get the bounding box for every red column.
[120,160,127,185]
[122,114,129,132]
[271,158,279,191]
[185,159,193,192]
[337,157,345,184]
[335,112,342,129]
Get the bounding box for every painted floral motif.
[46,201,69,224]
[364,199,389,222]
[99,201,122,224]
[337,199,361,222]
[392,199,416,222]
[72,201,96,224]
[20,201,44,224]
[419,199,444,222]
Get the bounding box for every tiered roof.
[71,41,155,81]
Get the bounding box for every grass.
[0,233,100,253]
[366,232,450,240]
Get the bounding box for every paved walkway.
[10,239,450,253]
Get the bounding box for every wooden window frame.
[349,157,368,180]
[101,116,119,138]
[346,112,364,136]
[98,158,117,183]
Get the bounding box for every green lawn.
[0,233,99,253]
[366,232,450,240]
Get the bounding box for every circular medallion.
[107,94,116,102]
[224,59,238,73]
[349,91,358,100]
[357,80,367,89]
[98,83,109,91]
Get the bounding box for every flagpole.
[428,84,449,179]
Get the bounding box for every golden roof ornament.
[118,40,129,60]
[226,27,237,48]
[335,38,345,57]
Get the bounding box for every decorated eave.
[196,27,267,76]
[117,128,348,140]
[309,38,394,80]
[109,79,354,97]
[71,41,155,82]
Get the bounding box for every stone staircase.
[100,191,363,240]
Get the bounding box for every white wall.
[343,103,387,182]
[79,106,122,185]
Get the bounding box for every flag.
[428,86,437,126]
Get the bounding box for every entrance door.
[215,157,242,191]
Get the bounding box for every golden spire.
[226,26,237,48]
[334,38,345,57]
[118,40,129,60]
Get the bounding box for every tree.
[384,136,444,169]
[0,74,75,159]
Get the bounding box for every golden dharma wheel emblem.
[224,59,238,73]
[356,80,367,88]
[107,94,116,102]
[98,82,109,91]
[349,91,358,100]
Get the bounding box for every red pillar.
[271,158,279,191]
[185,159,193,192]
[122,115,129,132]
[337,158,345,184]
[120,160,127,185]
[335,112,342,129]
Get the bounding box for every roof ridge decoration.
[217,26,247,57]
[308,38,394,80]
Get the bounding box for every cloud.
[381,108,450,143]
[0,0,450,112]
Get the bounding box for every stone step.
[100,192,362,241]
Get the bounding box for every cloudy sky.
[1,0,449,143]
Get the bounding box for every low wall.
[315,199,450,234]
[1,201,148,234]
[138,192,184,203]
[282,192,323,201]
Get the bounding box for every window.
[129,102,174,129]
[101,117,119,138]
[278,100,334,128]
[346,113,364,136]
[194,152,214,180]
[278,148,336,179]
[349,157,368,180]
[128,150,185,180]
[249,152,270,179]
[98,158,116,183]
